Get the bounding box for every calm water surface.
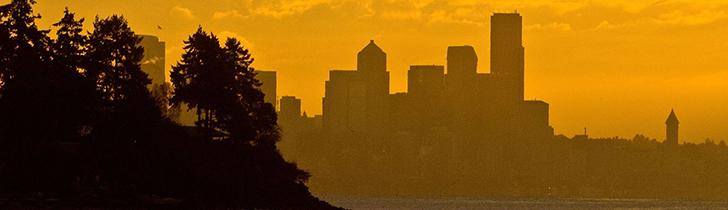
[325,197,728,210]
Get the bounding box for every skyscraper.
[322,40,391,134]
[323,70,366,133]
[446,46,478,79]
[357,40,390,132]
[256,70,277,109]
[280,96,302,121]
[445,46,478,129]
[408,65,445,130]
[490,13,524,102]
[139,35,166,88]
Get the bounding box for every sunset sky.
[14,0,728,142]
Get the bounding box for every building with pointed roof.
[666,109,680,145]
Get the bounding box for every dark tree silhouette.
[83,15,169,198]
[0,0,58,192]
[170,27,225,131]
[0,1,336,208]
[52,8,85,72]
[220,37,277,142]
[86,15,149,103]
[170,27,325,208]
[48,8,98,144]
[0,0,49,90]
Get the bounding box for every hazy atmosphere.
[23,0,728,142]
[6,0,728,209]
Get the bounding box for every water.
[326,197,728,210]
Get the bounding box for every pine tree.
[220,37,277,143]
[52,8,85,72]
[86,15,149,104]
[0,0,50,92]
[0,0,64,192]
[171,27,226,131]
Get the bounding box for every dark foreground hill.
[0,0,339,209]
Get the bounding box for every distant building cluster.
[297,13,553,141]
[137,13,682,145]
[138,13,554,143]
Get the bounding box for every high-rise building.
[666,109,680,145]
[357,40,390,133]
[490,13,524,102]
[279,96,303,135]
[408,65,446,130]
[256,70,277,109]
[445,46,479,129]
[446,46,478,79]
[280,96,302,120]
[139,35,166,88]
[323,70,366,133]
[323,40,391,134]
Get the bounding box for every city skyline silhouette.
[4,0,728,209]
[25,0,728,142]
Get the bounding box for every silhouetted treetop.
[0,0,49,90]
[171,27,277,143]
[51,8,85,72]
[86,15,149,103]
[0,2,336,208]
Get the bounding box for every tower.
[490,13,524,103]
[139,35,166,88]
[666,109,679,145]
[358,40,387,74]
[357,40,390,132]
[445,46,478,126]
[256,70,277,109]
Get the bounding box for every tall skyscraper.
[357,40,390,132]
[139,35,166,88]
[490,13,524,102]
[323,40,391,134]
[256,70,277,109]
[666,109,680,145]
[445,46,478,128]
[323,70,366,133]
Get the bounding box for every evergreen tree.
[171,27,226,131]
[52,8,85,72]
[86,15,149,104]
[220,37,277,143]
[0,0,49,92]
[84,15,163,193]
[0,3,336,208]
[0,4,12,90]
[171,28,319,207]
[171,29,279,142]
[0,0,63,192]
[47,8,99,142]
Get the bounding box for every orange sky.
[13,0,728,142]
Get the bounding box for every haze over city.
[22,0,728,142]
[7,0,728,208]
